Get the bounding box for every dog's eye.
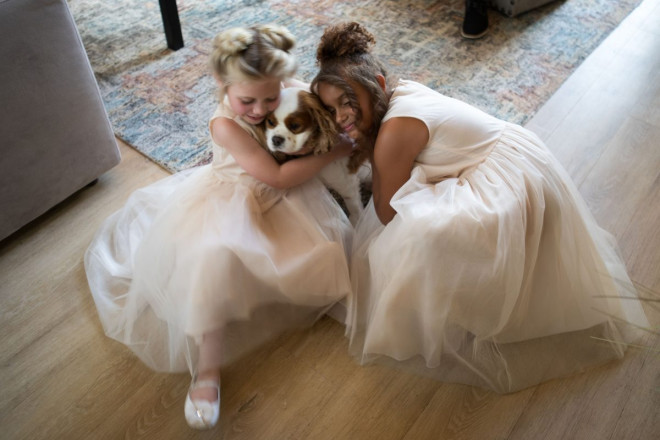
[266,117,276,128]
[288,122,301,131]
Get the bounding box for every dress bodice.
[208,98,264,181]
[384,80,506,181]
[207,98,283,210]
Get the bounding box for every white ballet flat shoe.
[184,379,220,430]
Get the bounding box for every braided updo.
[311,22,392,153]
[210,24,297,97]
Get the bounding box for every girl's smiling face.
[317,81,373,141]
[225,78,282,125]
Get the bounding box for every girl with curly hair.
[312,22,648,394]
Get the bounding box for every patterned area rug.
[68,0,641,172]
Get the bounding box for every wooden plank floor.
[1,1,659,438]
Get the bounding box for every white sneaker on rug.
[184,379,220,429]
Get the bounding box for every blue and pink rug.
[68,0,642,172]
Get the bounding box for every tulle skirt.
[85,164,352,373]
[347,124,648,393]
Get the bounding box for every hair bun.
[316,22,376,64]
[255,24,296,52]
[212,27,254,63]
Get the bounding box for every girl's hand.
[329,133,356,159]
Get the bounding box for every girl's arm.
[211,117,353,189]
[371,117,429,225]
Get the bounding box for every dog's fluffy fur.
[264,87,370,224]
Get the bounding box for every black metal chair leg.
[159,0,183,50]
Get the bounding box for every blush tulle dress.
[84,100,352,374]
[347,80,648,393]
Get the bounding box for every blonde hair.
[210,24,298,98]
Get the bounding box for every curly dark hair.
[311,22,395,157]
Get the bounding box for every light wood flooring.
[1,1,659,438]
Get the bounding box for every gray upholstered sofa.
[0,0,121,241]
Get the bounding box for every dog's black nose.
[271,135,284,148]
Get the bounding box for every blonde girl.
[85,24,353,430]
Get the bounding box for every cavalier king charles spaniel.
[265,87,370,224]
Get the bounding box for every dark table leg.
[159,0,183,50]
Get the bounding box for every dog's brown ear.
[300,91,339,154]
